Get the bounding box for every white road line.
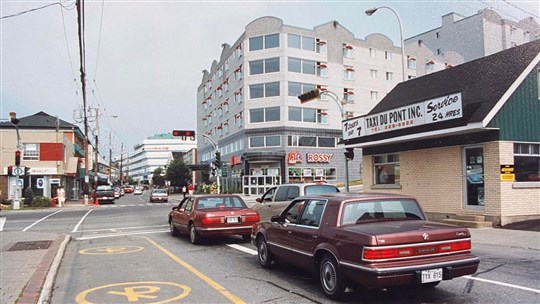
[71,209,94,233]
[463,275,540,294]
[227,244,257,255]
[75,229,169,240]
[78,224,168,233]
[22,210,63,231]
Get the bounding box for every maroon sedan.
[251,193,479,299]
[169,194,260,244]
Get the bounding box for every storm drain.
[8,240,52,251]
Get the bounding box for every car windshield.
[341,199,424,225]
[197,197,247,210]
[304,185,339,195]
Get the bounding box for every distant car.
[150,188,168,202]
[169,194,260,244]
[93,185,115,204]
[123,186,134,194]
[113,187,121,199]
[133,187,143,195]
[253,183,340,221]
[251,193,479,299]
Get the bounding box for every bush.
[31,196,51,208]
[24,187,35,206]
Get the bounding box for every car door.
[290,199,326,270]
[266,199,306,264]
[171,197,194,234]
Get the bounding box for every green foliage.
[31,196,51,208]
[166,159,191,187]
[152,167,166,187]
[24,187,35,206]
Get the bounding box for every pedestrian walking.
[182,186,187,198]
[57,185,66,207]
[188,184,194,195]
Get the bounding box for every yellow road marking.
[108,286,160,301]
[142,236,245,304]
[79,246,144,255]
[76,281,190,304]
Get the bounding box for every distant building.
[0,112,86,200]
[406,8,540,62]
[126,133,197,183]
[197,16,458,195]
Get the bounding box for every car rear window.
[197,197,247,210]
[304,185,339,195]
[96,186,112,191]
[153,189,167,194]
[341,199,424,225]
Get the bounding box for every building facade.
[343,41,540,226]
[126,133,197,183]
[405,8,540,62]
[197,17,459,195]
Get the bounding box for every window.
[316,39,327,53]
[234,90,243,103]
[318,137,335,147]
[426,62,435,73]
[437,48,442,55]
[514,143,540,182]
[23,143,39,160]
[343,44,353,58]
[436,32,440,39]
[407,56,417,69]
[249,82,280,99]
[249,57,279,75]
[374,153,400,185]
[288,34,301,48]
[385,51,392,60]
[287,135,335,148]
[371,91,378,101]
[302,36,315,51]
[288,57,315,75]
[288,34,315,51]
[317,63,328,77]
[249,107,280,123]
[343,67,354,80]
[288,57,301,73]
[235,44,243,58]
[288,82,315,97]
[386,72,393,81]
[249,33,279,51]
[250,135,281,148]
[250,60,264,75]
[369,48,376,57]
[370,69,378,79]
[299,199,326,227]
[317,109,328,124]
[288,107,316,123]
[344,89,354,103]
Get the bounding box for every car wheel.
[169,220,179,237]
[189,223,200,244]
[257,237,273,268]
[319,254,346,300]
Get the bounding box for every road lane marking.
[75,281,190,304]
[71,209,93,232]
[463,275,540,294]
[78,224,168,233]
[76,229,169,240]
[79,246,144,255]
[22,210,63,231]
[227,244,257,255]
[142,236,246,304]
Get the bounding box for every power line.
[0,2,60,20]
[502,0,539,19]
[93,0,106,79]
[60,2,79,97]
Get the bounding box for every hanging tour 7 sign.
[342,92,463,140]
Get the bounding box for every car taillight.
[242,214,260,223]
[201,216,224,225]
[363,239,472,261]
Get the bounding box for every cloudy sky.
[1,0,538,155]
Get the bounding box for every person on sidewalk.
[56,185,66,207]
[182,186,187,198]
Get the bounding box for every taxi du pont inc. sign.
[342,93,463,140]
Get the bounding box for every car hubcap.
[258,241,267,263]
[321,260,336,292]
[190,226,195,241]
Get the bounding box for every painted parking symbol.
[79,246,144,255]
[76,281,190,304]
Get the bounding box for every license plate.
[226,217,239,223]
[421,268,443,283]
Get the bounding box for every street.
[2,192,539,303]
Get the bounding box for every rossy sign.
[342,92,463,140]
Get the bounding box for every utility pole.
[93,107,99,187]
[120,142,124,185]
[109,131,112,183]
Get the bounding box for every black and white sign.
[37,178,45,189]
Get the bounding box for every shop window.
[514,143,540,182]
[373,154,400,185]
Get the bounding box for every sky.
[1,0,538,156]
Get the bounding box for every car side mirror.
[256,198,262,203]
[172,207,178,211]
[270,215,281,223]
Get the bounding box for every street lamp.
[365,6,406,81]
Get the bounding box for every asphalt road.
[3,192,539,303]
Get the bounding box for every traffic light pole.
[199,133,220,194]
[9,112,22,210]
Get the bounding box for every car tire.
[257,237,274,268]
[169,220,179,237]
[319,254,346,300]
[189,223,200,244]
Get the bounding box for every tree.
[166,159,191,187]
[152,167,166,187]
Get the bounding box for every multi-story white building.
[405,8,540,62]
[126,133,197,183]
[197,17,459,195]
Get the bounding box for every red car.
[169,194,260,244]
[251,193,479,299]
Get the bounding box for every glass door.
[464,147,484,207]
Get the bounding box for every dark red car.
[251,193,479,299]
[169,194,260,244]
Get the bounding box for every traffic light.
[298,88,321,103]
[15,150,21,166]
[344,148,354,161]
[214,152,221,169]
[7,166,13,176]
[172,130,196,140]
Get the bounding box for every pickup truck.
[253,183,339,221]
[93,185,115,204]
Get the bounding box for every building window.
[288,135,317,147]
[426,61,435,73]
[289,167,336,182]
[369,48,376,57]
[374,153,400,185]
[343,88,354,103]
[249,33,279,51]
[317,62,328,77]
[235,44,243,58]
[316,39,327,53]
[249,107,280,123]
[524,31,530,40]
[343,44,354,58]
[371,91,378,101]
[249,82,280,99]
[234,66,243,80]
[370,69,378,79]
[288,34,315,51]
[386,72,393,81]
[407,56,417,69]
[385,51,392,60]
[288,82,316,97]
[250,135,281,148]
[249,57,279,75]
[317,109,329,124]
[288,106,317,123]
[514,143,540,182]
[23,143,39,160]
[318,137,335,147]
[288,57,315,75]
[436,32,440,39]
[234,90,243,104]
[343,67,354,80]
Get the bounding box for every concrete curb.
[38,234,71,304]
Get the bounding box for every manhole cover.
[8,240,52,251]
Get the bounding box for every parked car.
[251,193,479,299]
[93,185,115,204]
[169,194,260,244]
[133,187,143,195]
[253,182,339,221]
[150,188,168,202]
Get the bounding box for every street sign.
[13,167,24,175]
[221,170,227,177]
[37,178,45,189]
